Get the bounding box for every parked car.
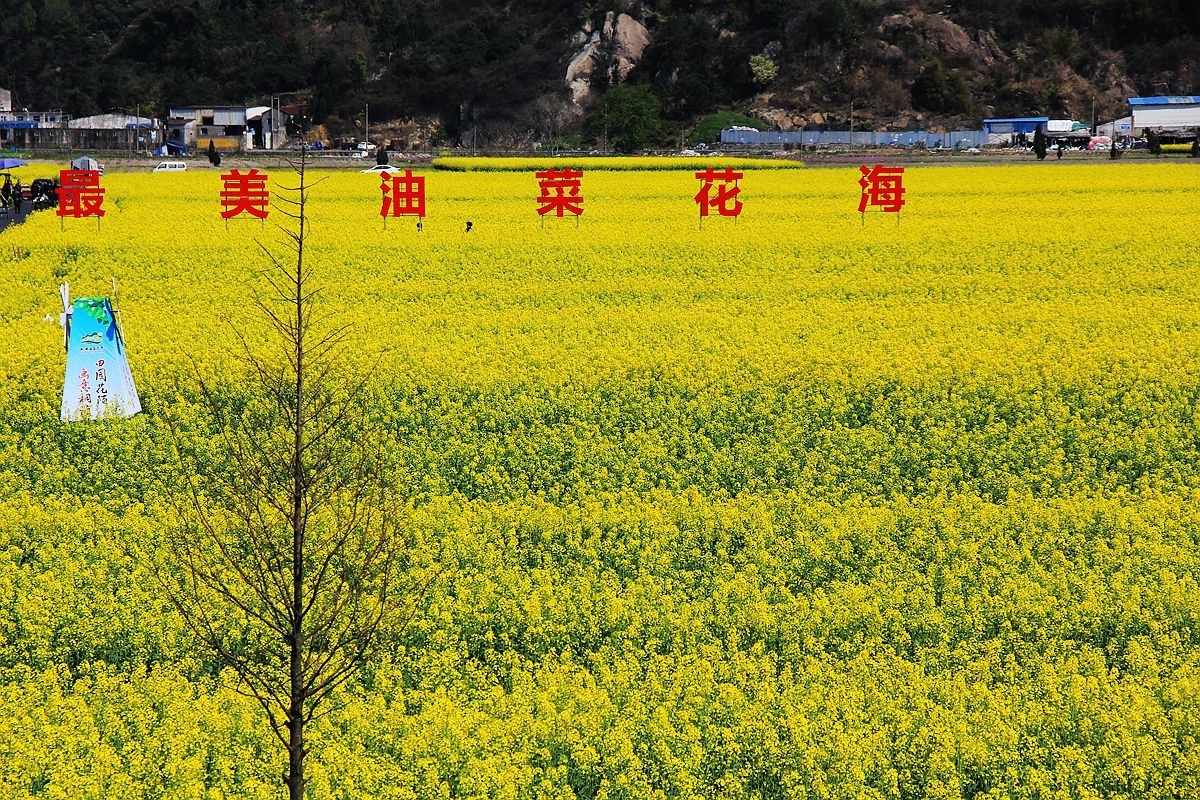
[361,164,397,173]
[152,161,187,172]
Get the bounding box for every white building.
[0,88,10,113]
[245,106,289,149]
[167,106,251,152]
[1129,96,1200,132]
[67,113,160,150]
[1097,116,1137,138]
[0,108,68,148]
[167,105,289,152]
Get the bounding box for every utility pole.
[365,103,369,145]
[849,99,854,149]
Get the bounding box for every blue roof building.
[1128,96,1200,130]
[983,117,1049,135]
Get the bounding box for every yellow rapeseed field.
[3,162,1198,383]
[2,160,1200,799]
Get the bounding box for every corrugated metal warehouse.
[1129,96,1200,130]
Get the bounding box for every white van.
[152,161,187,172]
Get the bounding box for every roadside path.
[0,204,32,235]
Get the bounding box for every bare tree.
[158,149,431,800]
[531,95,572,153]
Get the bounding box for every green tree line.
[1,0,1197,136]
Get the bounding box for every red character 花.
[695,168,744,218]
[57,170,105,218]
[535,168,584,217]
[220,169,270,219]
[858,164,906,214]
[380,170,426,218]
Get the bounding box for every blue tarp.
[0,121,37,130]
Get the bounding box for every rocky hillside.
[1,0,1196,143]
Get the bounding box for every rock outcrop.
[564,12,651,108]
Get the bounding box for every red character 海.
[858,164,906,214]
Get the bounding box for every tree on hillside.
[911,60,973,115]
[158,150,434,800]
[594,84,663,153]
[749,54,778,85]
[1033,127,1047,160]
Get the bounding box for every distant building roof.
[169,104,253,111]
[1128,96,1200,106]
[983,117,1050,123]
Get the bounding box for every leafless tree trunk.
[158,148,434,800]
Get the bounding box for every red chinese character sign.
[220,169,270,224]
[536,168,583,225]
[57,170,105,229]
[858,164,906,225]
[380,169,425,229]
[695,168,744,226]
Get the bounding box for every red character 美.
[535,168,584,217]
[858,164,906,214]
[380,170,426,218]
[57,170,105,218]
[220,169,270,219]
[694,168,744,218]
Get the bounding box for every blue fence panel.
[720,129,988,148]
